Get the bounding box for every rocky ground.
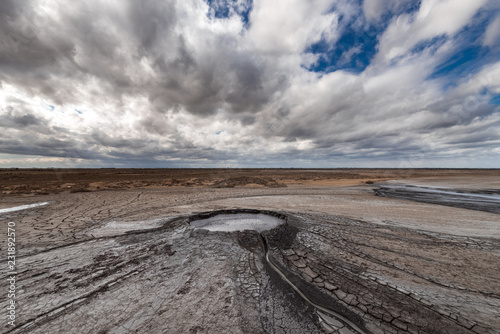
[0,170,499,333]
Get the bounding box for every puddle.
[0,202,50,214]
[190,213,284,232]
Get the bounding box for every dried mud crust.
[1,188,499,334]
[267,213,500,334]
[0,207,334,334]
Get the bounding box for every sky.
[1,0,500,168]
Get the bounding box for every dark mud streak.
[261,235,370,334]
[259,258,321,333]
[374,186,500,214]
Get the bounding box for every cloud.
[246,0,339,54]
[484,14,500,47]
[0,0,499,168]
[377,0,488,61]
[362,0,419,22]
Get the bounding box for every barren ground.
[0,169,499,334]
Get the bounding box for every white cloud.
[451,61,500,96]
[377,0,488,62]
[415,0,486,37]
[484,14,500,47]
[246,0,339,54]
[363,0,387,22]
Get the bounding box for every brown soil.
[1,168,498,197]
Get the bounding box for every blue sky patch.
[429,9,500,87]
[430,46,484,80]
[206,0,252,27]
[490,94,500,105]
[410,35,447,56]
[306,21,382,73]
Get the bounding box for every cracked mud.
[1,171,499,334]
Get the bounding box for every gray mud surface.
[1,184,499,333]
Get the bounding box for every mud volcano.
[188,210,369,334]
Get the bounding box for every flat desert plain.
[0,169,499,334]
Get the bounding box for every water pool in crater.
[190,213,284,232]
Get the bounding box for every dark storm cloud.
[0,135,98,160]
[128,0,178,54]
[0,105,54,135]
[0,0,22,19]
[0,0,284,119]
[1,107,40,127]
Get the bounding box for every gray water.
[190,213,284,232]
[374,185,500,214]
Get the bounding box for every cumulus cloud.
[0,0,499,167]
